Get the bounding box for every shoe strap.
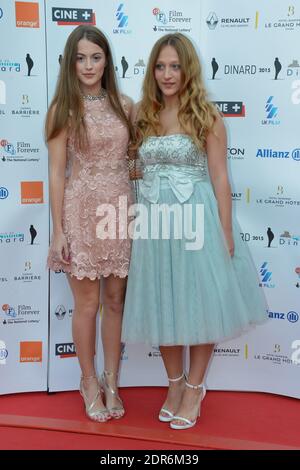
[185,381,204,390]
[159,408,174,418]
[172,415,194,425]
[168,372,185,383]
[102,370,120,398]
[103,370,118,378]
[80,378,101,413]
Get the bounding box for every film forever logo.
[15,1,39,28]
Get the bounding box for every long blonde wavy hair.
[135,33,218,152]
[45,25,133,149]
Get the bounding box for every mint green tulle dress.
[121,135,267,346]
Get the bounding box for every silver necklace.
[82,89,107,101]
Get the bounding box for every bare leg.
[172,343,214,426]
[67,275,109,421]
[158,346,185,419]
[101,274,127,418]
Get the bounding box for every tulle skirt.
[121,179,267,346]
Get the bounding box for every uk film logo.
[262,96,280,125]
[113,4,131,34]
[259,262,275,288]
[52,7,95,25]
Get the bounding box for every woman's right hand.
[51,232,70,264]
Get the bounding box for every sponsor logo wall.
[0,0,48,395]
[202,0,300,398]
[1,0,299,398]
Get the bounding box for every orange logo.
[21,181,43,204]
[20,341,42,362]
[15,2,39,28]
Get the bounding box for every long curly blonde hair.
[45,25,133,149]
[135,33,218,152]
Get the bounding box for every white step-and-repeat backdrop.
[1,0,299,397]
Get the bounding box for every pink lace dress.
[48,96,133,280]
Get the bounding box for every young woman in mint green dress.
[122,33,267,430]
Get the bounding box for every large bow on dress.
[139,165,206,204]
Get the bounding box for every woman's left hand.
[224,229,234,257]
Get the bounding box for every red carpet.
[0,387,299,450]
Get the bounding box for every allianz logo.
[256,148,300,160]
[268,310,299,322]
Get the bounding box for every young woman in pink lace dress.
[46,25,134,422]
